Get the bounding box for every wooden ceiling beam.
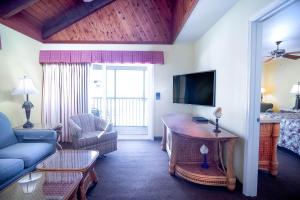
[0,0,39,19]
[42,0,115,40]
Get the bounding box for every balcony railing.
[91,97,148,127]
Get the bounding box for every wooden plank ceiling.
[0,0,198,44]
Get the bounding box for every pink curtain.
[42,63,89,142]
[39,50,164,64]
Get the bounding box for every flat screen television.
[173,70,216,106]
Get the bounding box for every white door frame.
[244,0,296,196]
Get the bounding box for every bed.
[261,112,300,155]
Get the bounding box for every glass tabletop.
[0,171,82,200]
[36,150,99,172]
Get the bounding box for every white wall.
[0,24,42,126]
[192,0,275,181]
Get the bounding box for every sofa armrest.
[14,129,57,143]
[68,119,82,138]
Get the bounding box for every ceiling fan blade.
[264,57,274,63]
[283,53,300,60]
[286,51,300,54]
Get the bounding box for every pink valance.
[39,50,164,64]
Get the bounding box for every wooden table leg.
[169,133,178,176]
[225,138,237,191]
[79,167,98,200]
[161,125,167,151]
[91,167,98,183]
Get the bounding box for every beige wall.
[41,43,195,137]
[0,24,42,126]
[192,0,274,181]
[262,59,300,111]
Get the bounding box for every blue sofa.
[0,112,56,190]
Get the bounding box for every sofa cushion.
[0,112,17,149]
[0,159,24,184]
[0,143,54,168]
[77,130,118,148]
[78,131,105,147]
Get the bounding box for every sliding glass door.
[89,64,150,137]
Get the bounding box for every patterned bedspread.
[261,112,300,155]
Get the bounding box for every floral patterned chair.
[68,114,117,156]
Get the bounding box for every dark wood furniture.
[0,171,82,200]
[15,123,63,150]
[161,113,238,191]
[0,0,198,44]
[36,150,99,200]
[259,116,280,176]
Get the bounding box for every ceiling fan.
[264,41,300,63]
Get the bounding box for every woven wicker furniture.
[68,114,117,155]
[0,171,82,200]
[259,115,280,176]
[36,150,99,200]
[161,113,238,191]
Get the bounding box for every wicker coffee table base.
[79,164,98,200]
[36,150,99,200]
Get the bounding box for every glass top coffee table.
[0,171,82,200]
[36,150,99,200]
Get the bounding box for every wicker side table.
[259,116,280,176]
[161,114,238,191]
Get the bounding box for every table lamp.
[290,82,300,110]
[12,76,38,128]
[261,87,266,102]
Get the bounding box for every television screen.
[173,71,216,106]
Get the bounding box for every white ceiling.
[175,0,238,43]
[262,1,300,56]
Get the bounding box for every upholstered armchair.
[68,114,117,155]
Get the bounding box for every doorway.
[244,0,297,196]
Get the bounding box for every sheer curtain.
[42,63,90,142]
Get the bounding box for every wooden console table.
[259,115,280,176]
[161,113,238,191]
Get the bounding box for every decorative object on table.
[200,144,209,169]
[213,107,222,133]
[17,172,42,193]
[192,116,209,123]
[261,87,266,102]
[290,81,300,110]
[12,76,38,128]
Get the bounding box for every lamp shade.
[290,83,300,94]
[261,88,266,94]
[12,76,38,96]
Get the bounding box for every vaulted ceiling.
[0,0,198,44]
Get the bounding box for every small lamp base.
[23,121,33,128]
